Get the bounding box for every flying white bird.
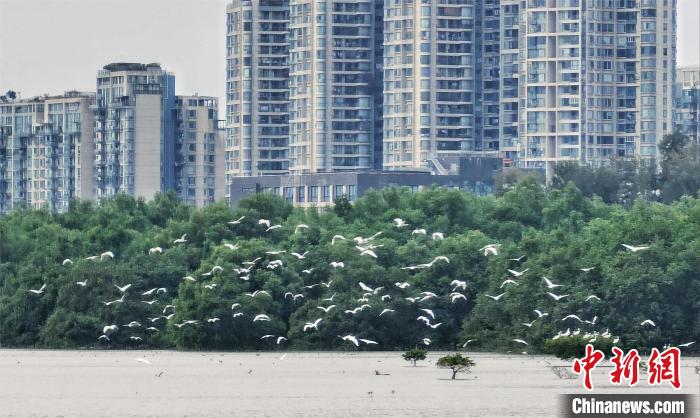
[142,288,158,297]
[157,288,166,295]
[412,228,427,235]
[233,312,244,318]
[381,295,391,301]
[345,307,364,315]
[266,225,282,232]
[405,297,420,303]
[173,234,187,244]
[266,250,286,255]
[584,316,598,325]
[123,321,141,328]
[580,267,595,272]
[231,303,241,310]
[258,219,271,228]
[622,244,649,252]
[98,335,110,341]
[100,251,115,261]
[103,295,126,306]
[103,325,118,334]
[114,283,131,293]
[183,276,196,282]
[302,268,314,274]
[422,256,449,267]
[500,279,519,288]
[242,258,261,266]
[148,247,163,254]
[294,224,309,233]
[507,268,529,277]
[339,335,359,346]
[547,292,569,301]
[329,261,344,269]
[420,309,435,320]
[76,280,88,287]
[427,322,442,329]
[62,259,73,266]
[393,218,409,228]
[203,284,217,290]
[267,260,284,269]
[360,249,378,258]
[142,300,157,305]
[228,216,245,225]
[359,339,378,345]
[543,277,563,289]
[640,319,656,327]
[462,339,477,348]
[85,255,99,261]
[174,320,198,328]
[485,293,506,301]
[451,280,467,291]
[202,265,224,276]
[162,305,175,314]
[317,305,336,313]
[303,318,323,332]
[432,232,444,240]
[379,309,395,317]
[534,309,549,318]
[130,336,143,341]
[253,314,271,322]
[359,282,375,293]
[451,293,467,303]
[479,244,501,256]
[422,338,431,346]
[416,316,431,325]
[207,318,220,323]
[508,255,526,262]
[562,315,583,323]
[678,341,695,348]
[146,327,159,332]
[331,235,346,245]
[513,339,529,346]
[522,320,537,328]
[322,293,336,301]
[245,290,270,298]
[277,337,287,345]
[224,243,240,250]
[290,251,309,260]
[395,282,410,289]
[585,295,601,302]
[260,335,275,340]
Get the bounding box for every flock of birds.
[27,216,695,353]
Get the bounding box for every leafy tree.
[333,194,353,219]
[544,336,617,360]
[436,353,475,380]
[402,348,428,366]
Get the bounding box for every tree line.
[0,176,698,352]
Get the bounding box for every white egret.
[547,292,569,301]
[339,335,359,346]
[76,280,88,287]
[585,295,601,302]
[507,268,529,277]
[395,282,410,289]
[543,277,563,289]
[331,235,346,245]
[562,315,583,323]
[290,251,309,260]
[485,293,506,301]
[114,283,131,293]
[412,228,427,235]
[277,337,287,344]
[451,293,467,303]
[62,259,73,266]
[379,309,395,317]
[253,314,271,322]
[103,325,118,334]
[513,339,529,346]
[329,261,344,268]
[142,288,157,297]
[479,244,501,256]
[303,318,322,331]
[393,218,409,228]
[148,247,163,255]
[100,251,115,261]
[228,216,245,225]
[534,309,549,318]
[294,224,309,233]
[173,234,187,244]
[508,255,526,262]
[500,279,519,288]
[622,244,649,252]
[432,232,444,240]
[224,243,240,250]
[258,219,271,228]
[317,305,336,313]
[359,339,378,345]
[640,319,656,327]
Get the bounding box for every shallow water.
[0,350,697,417]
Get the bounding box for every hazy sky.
[1,0,699,109]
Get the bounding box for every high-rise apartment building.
[675,66,699,143]
[93,63,176,201]
[173,95,226,207]
[382,1,475,170]
[0,92,95,214]
[517,0,676,176]
[287,0,383,173]
[226,0,290,182]
[499,0,521,166]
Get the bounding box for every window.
[296,186,305,203]
[309,186,318,202]
[321,185,330,202]
[284,187,293,203]
[334,185,344,199]
[348,185,357,201]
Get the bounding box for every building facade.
[93,62,176,201]
[0,92,95,214]
[517,0,676,176]
[226,0,290,181]
[675,66,699,143]
[173,95,226,207]
[382,1,476,170]
[287,0,383,174]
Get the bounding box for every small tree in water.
[437,353,475,380]
[402,348,427,366]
